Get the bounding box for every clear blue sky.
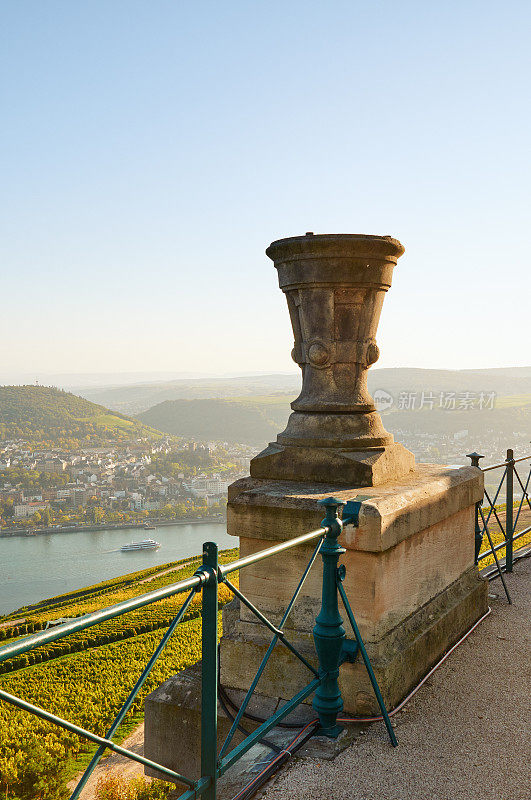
[1,1,529,378]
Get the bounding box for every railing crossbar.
[0,687,195,786]
[219,527,327,577]
[482,461,509,472]
[0,529,328,666]
[0,573,205,664]
[477,526,531,561]
[481,454,531,471]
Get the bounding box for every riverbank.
[0,515,226,538]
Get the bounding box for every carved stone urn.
[250,233,415,485]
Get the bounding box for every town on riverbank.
[0,435,251,532]
[0,515,226,538]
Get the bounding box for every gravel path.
[68,723,149,799]
[260,558,531,800]
[138,560,194,584]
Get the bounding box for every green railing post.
[505,449,514,572]
[200,542,218,800]
[312,497,345,738]
[467,451,484,563]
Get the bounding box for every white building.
[14,502,49,518]
[184,474,232,498]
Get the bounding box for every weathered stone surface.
[227,463,483,549]
[220,566,487,715]
[250,233,415,485]
[144,663,246,785]
[250,441,415,486]
[219,463,488,711]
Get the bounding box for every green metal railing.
[0,498,396,800]
[467,449,531,604]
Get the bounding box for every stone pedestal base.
[145,664,249,787]
[220,464,487,712]
[144,664,312,793]
[220,565,486,715]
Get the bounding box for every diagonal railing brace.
[218,535,324,760]
[70,588,197,799]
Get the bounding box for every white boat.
[121,538,161,552]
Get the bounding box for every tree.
[32,511,41,525]
[10,739,70,800]
[159,504,172,518]
[92,506,105,524]
[2,499,14,518]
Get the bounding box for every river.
[0,522,233,616]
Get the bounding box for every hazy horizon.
[1,364,530,393]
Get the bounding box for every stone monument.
[145,232,487,782]
[219,233,486,713]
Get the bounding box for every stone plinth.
[145,664,249,787]
[219,464,488,714]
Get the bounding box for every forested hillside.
[137,389,531,454]
[0,386,161,446]
[138,398,288,445]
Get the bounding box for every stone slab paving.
[260,558,530,800]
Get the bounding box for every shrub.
[95,774,171,799]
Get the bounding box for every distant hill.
[138,394,531,455]
[136,369,531,450]
[366,367,531,397]
[77,367,531,416]
[0,386,161,446]
[138,398,288,446]
[78,374,302,415]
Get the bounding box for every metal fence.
[468,449,531,604]
[0,497,396,800]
